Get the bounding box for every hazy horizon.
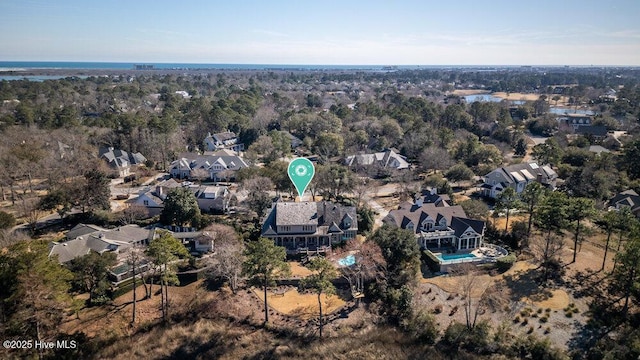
[2,0,639,66]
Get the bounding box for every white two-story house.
[481,162,557,199]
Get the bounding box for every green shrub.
[0,211,16,229]
[443,321,491,352]
[496,254,517,272]
[401,310,439,345]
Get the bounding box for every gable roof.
[53,224,155,264]
[485,162,557,185]
[99,146,146,168]
[261,201,357,236]
[609,189,640,213]
[575,126,608,137]
[211,131,237,143]
[344,149,409,169]
[170,153,248,173]
[386,202,469,235]
[450,216,485,237]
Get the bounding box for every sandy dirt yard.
[252,287,346,320]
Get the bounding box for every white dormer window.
[422,220,433,231]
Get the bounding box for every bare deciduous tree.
[334,240,386,297]
[453,263,493,330]
[530,233,564,282]
[120,203,149,225]
[204,224,244,293]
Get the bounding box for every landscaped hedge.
[496,254,517,272]
[422,250,441,273]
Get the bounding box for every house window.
[143,200,149,206]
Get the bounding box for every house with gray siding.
[481,162,557,199]
[261,201,357,254]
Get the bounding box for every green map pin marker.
[288,158,315,199]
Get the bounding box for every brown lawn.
[251,287,346,320]
[61,280,212,337]
[452,89,491,96]
[493,92,541,101]
[527,289,570,310]
[288,261,313,278]
[422,260,537,297]
[492,214,529,232]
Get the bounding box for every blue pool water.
[338,254,356,267]
[436,253,477,262]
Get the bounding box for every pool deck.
[428,245,508,272]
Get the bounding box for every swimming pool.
[436,252,477,263]
[337,254,356,267]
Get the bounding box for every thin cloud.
[252,29,290,38]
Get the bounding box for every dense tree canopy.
[160,187,201,227]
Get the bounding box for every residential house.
[384,202,485,251]
[559,114,593,129]
[50,223,204,282]
[204,131,244,153]
[481,162,557,199]
[574,126,609,143]
[169,150,248,181]
[608,190,640,218]
[49,224,155,264]
[193,185,231,214]
[414,188,453,207]
[261,201,358,254]
[132,191,165,216]
[131,178,181,216]
[99,146,146,177]
[285,131,304,149]
[344,149,410,170]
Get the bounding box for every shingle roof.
[52,225,154,264]
[344,149,409,169]
[275,202,318,226]
[450,216,485,237]
[575,126,608,137]
[171,153,248,172]
[261,201,357,236]
[99,146,146,168]
[386,203,469,235]
[485,162,557,185]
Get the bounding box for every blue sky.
[1,0,639,65]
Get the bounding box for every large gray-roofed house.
[204,131,244,153]
[99,146,147,177]
[482,162,557,199]
[262,201,357,254]
[170,151,248,181]
[50,224,156,264]
[65,223,108,241]
[384,202,485,251]
[609,189,640,218]
[344,149,409,170]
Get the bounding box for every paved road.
[362,183,400,229]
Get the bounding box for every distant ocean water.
[0,61,427,71]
